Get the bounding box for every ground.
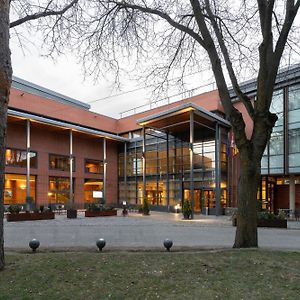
[1,250,300,299]
[4,211,300,250]
[2,211,300,299]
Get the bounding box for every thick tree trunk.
[233,146,261,248]
[0,0,12,271]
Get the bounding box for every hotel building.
[4,65,300,215]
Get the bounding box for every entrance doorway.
[183,189,201,213]
[183,188,216,214]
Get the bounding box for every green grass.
[0,250,300,300]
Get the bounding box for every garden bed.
[232,218,287,228]
[6,211,55,222]
[85,210,117,217]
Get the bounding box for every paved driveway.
[4,211,300,250]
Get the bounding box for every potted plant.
[142,197,150,215]
[66,203,77,219]
[182,200,192,219]
[85,203,117,217]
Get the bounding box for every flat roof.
[229,63,300,98]
[12,76,91,111]
[137,102,231,128]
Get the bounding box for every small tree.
[142,197,150,215]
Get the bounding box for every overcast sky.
[9,18,219,120]
[10,35,216,119]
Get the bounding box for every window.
[5,148,37,168]
[4,174,36,205]
[49,154,75,172]
[48,177,73,204]
[84,179,103,203]
[85,159,103,174]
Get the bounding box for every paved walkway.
[4,211,300,250]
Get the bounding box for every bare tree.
[1,1,299,271]
[0,0,79,271]
[40,0,299,248]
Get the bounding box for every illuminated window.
[48,177,73,204]
[84,179,103,203]
[85,159,103,174]
[4,174,36,205]
[5,148,37,168]
[49,154,75,172]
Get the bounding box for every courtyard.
[4,211,300,251]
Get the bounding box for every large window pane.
[288,84,300,172]
[85,159,103,174]
[5,148,37,168]
[49,154,75,172]
[48,176,73,204]
[4,174,36,205]
[84,179,103,203]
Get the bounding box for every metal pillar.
[215,123,221,216]
[124,142,127,202]
[26,119,31,211]
[69,130,73,207]
[142,126,146,202]
[289,174,296,218]
[103,137,107,205]
[166,132,170,210]
[189,111,194,219]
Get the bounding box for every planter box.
[67,209,77,219]
[257,219,287,228]
[6,211,55,222]
[85,210,117,217]
[232,218,287,228]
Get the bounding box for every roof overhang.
[8,109,129,142]
[137,103,230,141]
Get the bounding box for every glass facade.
[4,174,36,205]
[288,84,300,173]
[261,84,300,175]
[118,127,228,212]
[261,89,284,174]
[5,148,37,168]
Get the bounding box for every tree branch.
[204,0,255,120]
[108,1,206,48]
[10,0,79,28]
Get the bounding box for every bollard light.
[29,239,40,252]
[96,238,106,251]
[163,239,173,252]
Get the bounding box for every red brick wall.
[5,120,119,208]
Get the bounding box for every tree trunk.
[233,146,261,248]
[0,0,12,271]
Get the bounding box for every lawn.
[0,250,299,300]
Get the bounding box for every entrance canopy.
[137,102,231,141]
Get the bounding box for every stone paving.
[3,210,300,250]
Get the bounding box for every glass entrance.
[183,189,201,213]
[202,189,215,210]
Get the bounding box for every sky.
[10,34,215,119]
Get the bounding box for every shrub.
[142,198,150,215]
[257,211,285,220]
[182,200,192,219]
[7,205,21,214]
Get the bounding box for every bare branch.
[10,0,79,28]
